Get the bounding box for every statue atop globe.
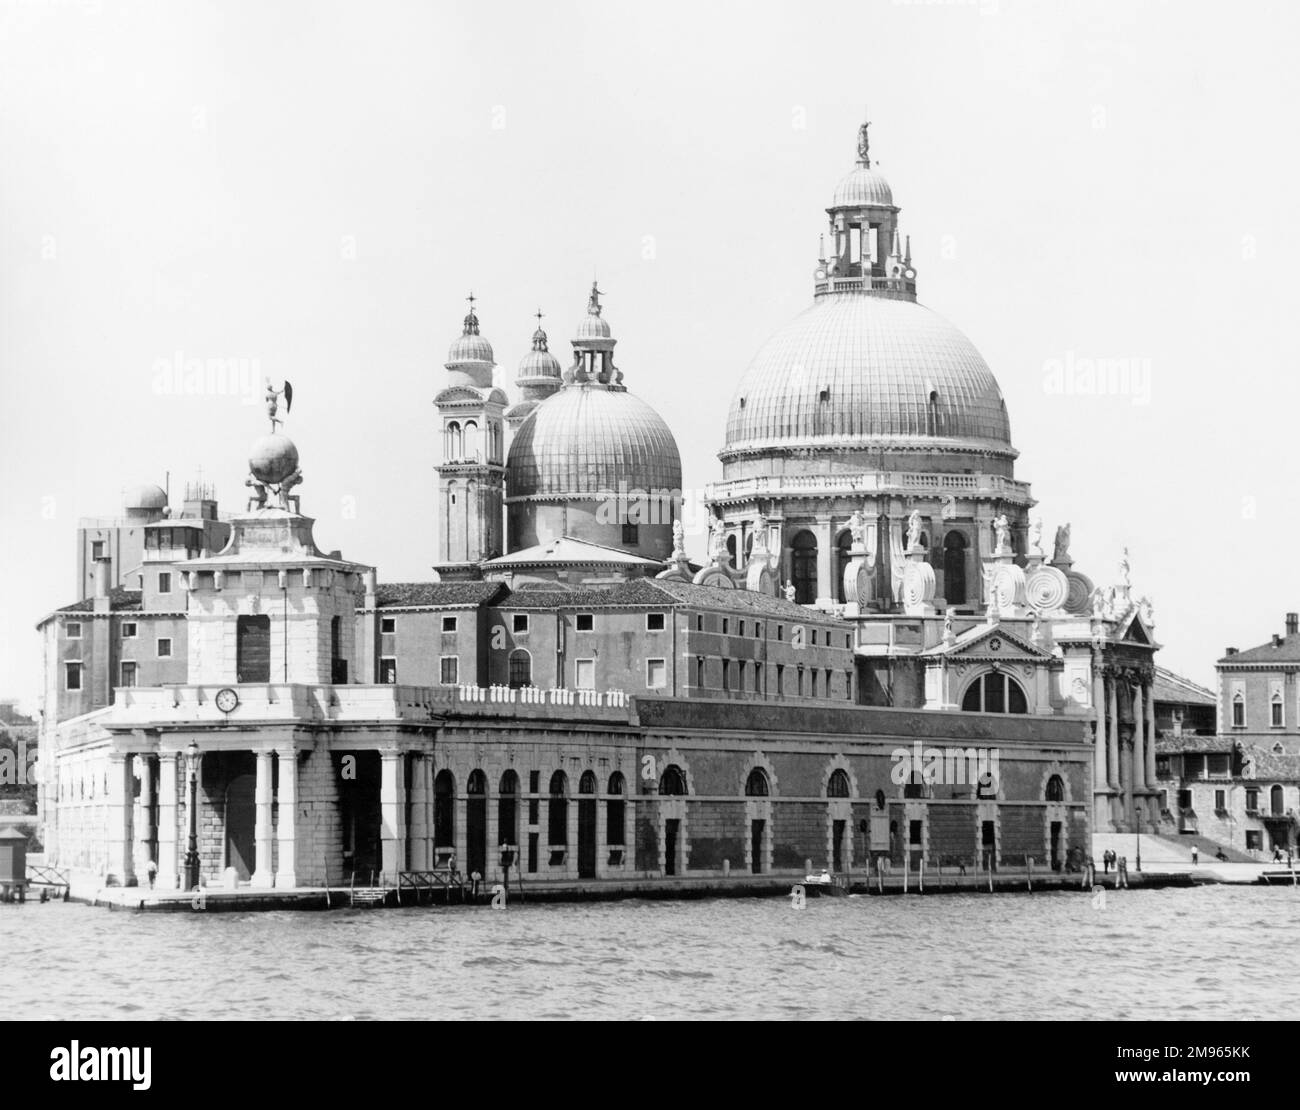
[246,379,303,512]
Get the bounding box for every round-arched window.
[961,672,1028,714]
[1045,774,1065,802]
[745,768,770,796]
[827,769,851,797]
[660,764,687,796]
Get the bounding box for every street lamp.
[184,741,200,891]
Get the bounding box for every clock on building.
[215,688,239,714]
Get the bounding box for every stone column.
[379,749,406,884]
[815,516,834,604]
[250,749,275,887]
[408,754,429,872]
[1092,665,1107,795]
[135,755,155,876]
[485,772,499,881]
[1107,677,1120,790]
[1132,682,1146,794]
[106,752,134,887]
[566,784,580,879]
[1144,679,1158,790]
[594,789,607,881]
[157,754,179,890]
[275,747,297,889]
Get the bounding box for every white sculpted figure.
[1119,546,1132,587]
[906,509,922,550]
[993,513,1010,554]
[671,518,686,560]
[1029,518,1044,557]
[848,510,866,548]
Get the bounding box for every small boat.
[1259,869,1300,885]
[802,869,850,897]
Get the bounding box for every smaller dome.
[448,333,494,364]
[575,314,611,340]
[832,166,894,208]
[518,349,562,381]
[124,484,167,511]
[249,433,300,486]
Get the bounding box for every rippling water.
[6,886,1295,1020]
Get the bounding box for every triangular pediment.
[923,623,1053,661]
[1116,607,1158,648]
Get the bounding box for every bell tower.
[434,294,507,577]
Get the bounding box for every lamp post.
[184,741,200,891]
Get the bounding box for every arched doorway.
[606,772,626,861]
[943,531,967,606]
[548,771,568,859]
[745,767,770,874]
[577,771,597,879]
[466,769,487,879]
[791,530,817,604]
[433,769,455,867]
[498,770,518,851]
[508,649,532,688]
[660,764,687,876]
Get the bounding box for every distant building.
[1156,615,1300,857]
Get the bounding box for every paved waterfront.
[6,884,1296,1020]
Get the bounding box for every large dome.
[722,294,1013,458]
[508,385,681,499]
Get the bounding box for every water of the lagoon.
[5,885,1293,1020]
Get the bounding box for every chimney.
[1287,613,1298,636]
[92,557,111,615]
[1274,634,1284,648]
[1225,647,1238,656]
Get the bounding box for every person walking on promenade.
[1191,845,1199,865]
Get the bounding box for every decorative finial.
[588,281,603,316]
[264,378,293,434]
[531,308,548,351]
[534,307,544,326]
[857,119,871,167]
[462,291,480,336]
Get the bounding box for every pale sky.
[3,0,1298,709]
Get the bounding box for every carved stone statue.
[1090,587,1106,621]
[1053,522,1072,563]
[1029,517,1044,557]
[993,513,1010,554]
[245,476,268,512]
[265,379,293,433]
[943,609,955,644]
[848,510,866,548]
[278,467,303,513]
[751,515,770,558]
[709,517,728,562]
[1119,547,1132,587]
[1139,596,1155,628]
[784,581,796,604]
[671,519,686,561]
[906,509,922,551]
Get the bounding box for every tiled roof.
[373,582,505,609]
[1152,666,1216,707]
[504,579,674,610]
[1219,634,1300,665]
[1241,743,1300,782]
[647,579,848,623]
[481,536,661,568]
[54,588,142,615]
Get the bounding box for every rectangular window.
[1272,701,1284,727]
[646,612,665,631]
[121,622,137,639]
[66,622,82,640]
[439,656,458,685]
[380,617,396,634]
[1232,700,1245,727]
[738,620,745,637]
[754,661,763,692]
[513,614,529,634]
[845,633,852,649]
[721,659,730,692]
[736,662,745,693]
[777,625,784,642]
[157,637,173,658]
[65,662,82,691]
[646,658,667,689]
[158,572,171,594]
[91,540,105,559]
[812,629,818,646]
[236,615,269,682]
[441,616,457,633]
[810,670,818,697]
[776,664,784,696]
[695,656,706,689]
[1214,789,1227,812]
[695,614,703,632]
[1247,788,1260,812]
[826,668,833,695]
[722,618,729,635]
[797,667,805,696]
[755,622,762,638]
[576,613,594,632]
[120,661,137,687]
[845,670,853,701]
[622,522,639,545]
[379,657,397,684]
[575,658,595,689]
[1246,830,1263,851]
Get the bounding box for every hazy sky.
[3,0,1298,708]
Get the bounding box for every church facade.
[35,121,1162,899]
